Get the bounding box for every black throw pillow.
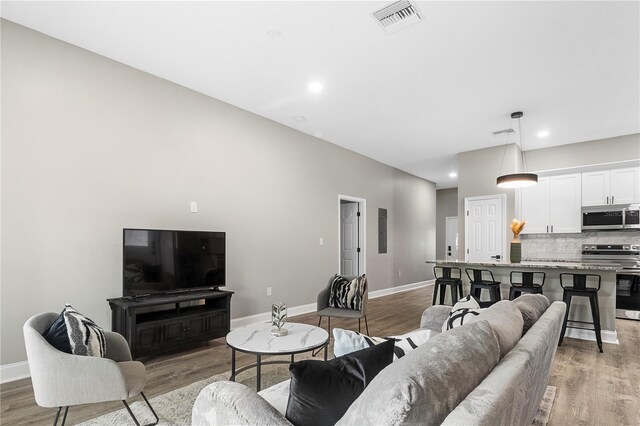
[285,339,394,426]
[42,309,72,354]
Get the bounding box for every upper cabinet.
[518,173,582,234]
[582,167,639,206]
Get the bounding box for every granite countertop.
[427,259,619,271]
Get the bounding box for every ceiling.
[2,1,639,188]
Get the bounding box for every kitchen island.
[431,260,619,344]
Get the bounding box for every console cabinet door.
[610,167,639,205]
[549,174,582,233]
[582,171,610,206]
[518,178,549,234]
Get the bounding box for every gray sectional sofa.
[192,295,566,425]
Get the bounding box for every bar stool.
[558,273,603,353]
[432,266,464,306]
[465,269,501,307]
[509,271,546,300]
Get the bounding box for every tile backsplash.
[521,231,640,261]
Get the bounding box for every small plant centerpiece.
[271,302,288,337]
[510,219,526,263]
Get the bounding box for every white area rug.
[81,365,558,426]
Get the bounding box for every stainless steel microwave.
[582,204,640,231]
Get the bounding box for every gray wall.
[526,134,640,171]
[0,21,436,365]
[456,136,639,257]
[435,188,458,259]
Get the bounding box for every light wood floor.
[1,286,639,425]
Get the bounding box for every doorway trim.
[338,194,366,275]
[463,194,507,262]
[445,216,459,260]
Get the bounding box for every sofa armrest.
[104,331,132,362]
[193,381,293,426]
[420,305,452,332]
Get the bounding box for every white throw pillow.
[333,328,434,360]
[442,295,484,332]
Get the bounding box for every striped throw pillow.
[329,274,366,310]
[333,328,434,360]
[442,295,484,332]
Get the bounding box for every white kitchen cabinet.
[518,173,582,234]
[581,171,609,206]
[610,167,640,205]
[582,167,639,206]
[519,178,549,234]
[549,174,582,233]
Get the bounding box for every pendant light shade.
[497,173,538,188]
[496,111,538,188]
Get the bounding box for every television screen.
[123,229,225,296]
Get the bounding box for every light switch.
[190,201,198,213]
[319,237,324,246]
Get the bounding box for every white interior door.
[340,202,359,275]
[465,196,504,262]
[445,216,459,261]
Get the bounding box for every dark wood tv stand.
[107,289,233,359]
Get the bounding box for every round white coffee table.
[226,322,329,391]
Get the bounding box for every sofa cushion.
[465,300,524,358]
[332,328,435,359]
[513,294,551,334]
[336,320,500,426]
[442,295,483,332]
[286,339,394,426]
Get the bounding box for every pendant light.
[496,111,538,188]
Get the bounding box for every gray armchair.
[23,312,158,426]
[317,275,369,335]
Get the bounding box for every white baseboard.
[230,302,317,329]
[564,328,618,345]
[369,280,433,299]
[230,280,433,330]
[0,361,30,384]
[0,279,433,384]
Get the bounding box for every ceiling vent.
[493,128,516,136]
[372,1,423,34]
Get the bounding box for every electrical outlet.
[319,237,324,246]
[267,286,272,297]
[190,201,198,213]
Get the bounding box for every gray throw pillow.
[336,321,500,426]
[513,294,550,334]
[465,300,524,358]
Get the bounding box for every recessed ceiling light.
[449,172,457,178]
[294,116,306,123]
[537,130,550,138]
[308,81,323,93]
[266,28,281,38]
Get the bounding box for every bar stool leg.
[432,283,438,306]
[509,287,515,300]
[451,285,459,305]
[458,283,464,299]
[439,284,446,305]
[495,285,502,301]
[559,291,572,346]
[589,294,603,353]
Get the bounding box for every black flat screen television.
[123,228,225,297]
